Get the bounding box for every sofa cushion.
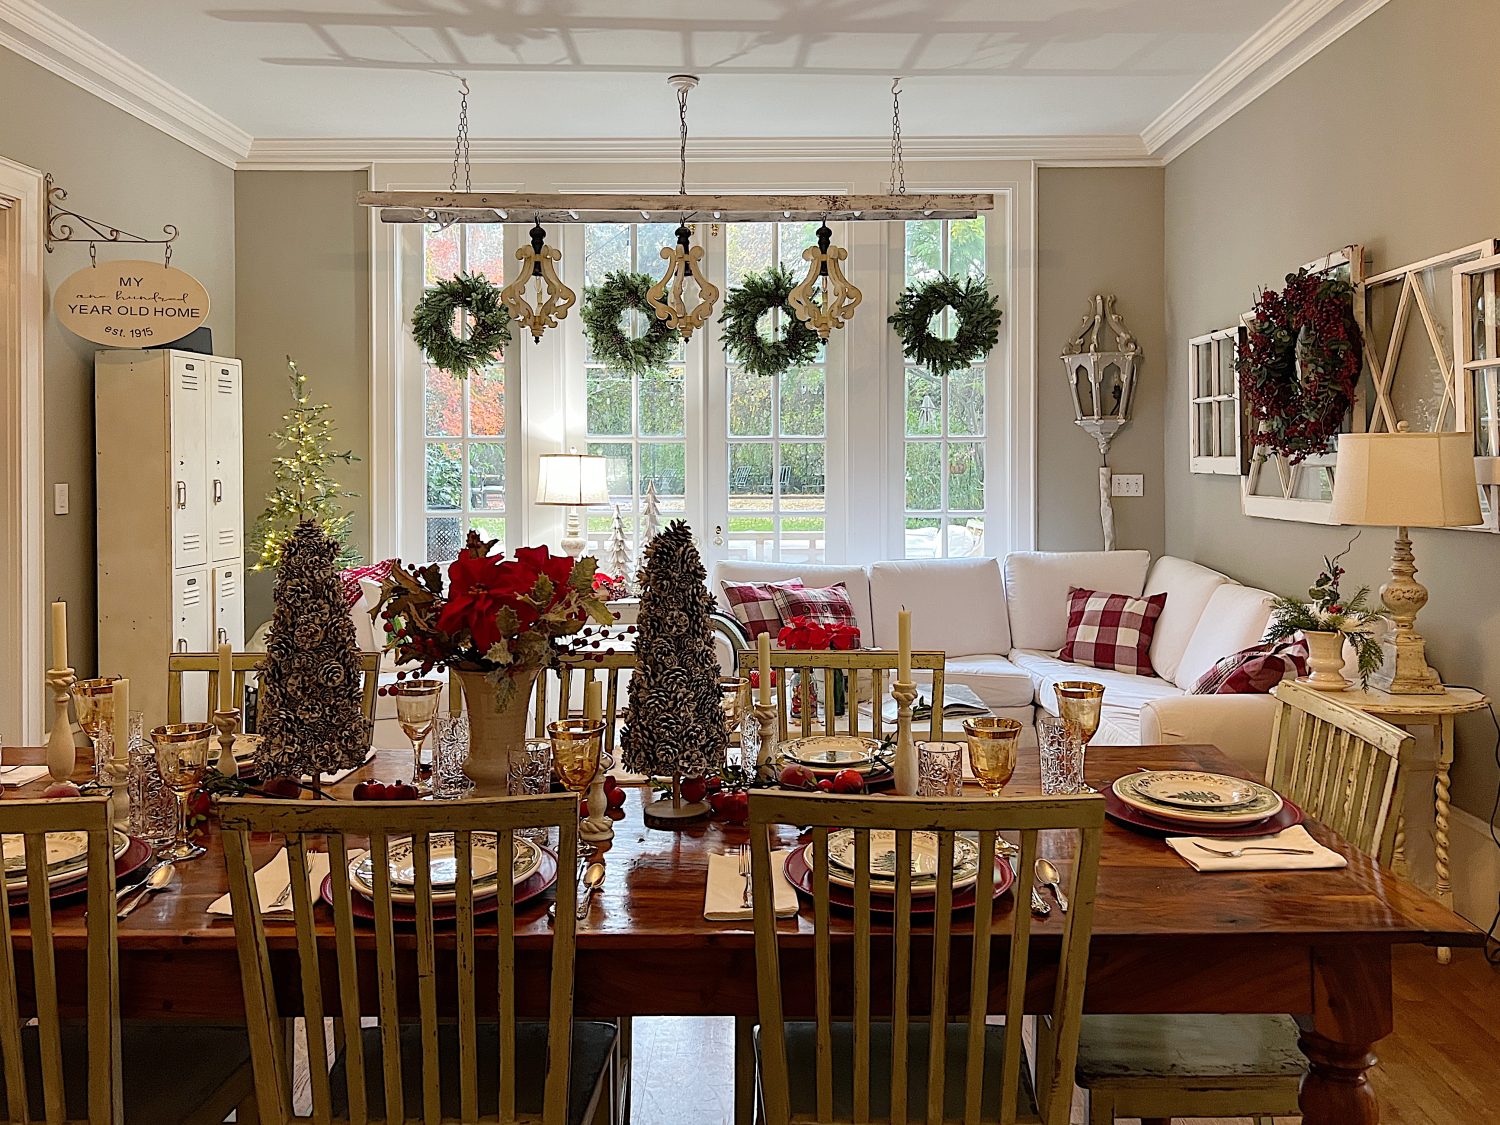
[722,577,804,639]
[1192,639,1308,695]
[1003,551,1151,652]
[942,654,1036,709]
[1143,556,1231,683]
[1174,584,1276,691]
[869,557,1009,657]
[772,582,860,639]
[1059,587,1168,676]
[1008,650,1183,735]
[711,561,873,641]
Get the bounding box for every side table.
[1335,685,1489,963]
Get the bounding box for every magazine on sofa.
[879,683,989,723]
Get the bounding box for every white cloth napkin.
[0,765,51,788]
[207,848,332,916]
[1165,825,1348,873]
[704,849,800,921]
[305,749,376,787]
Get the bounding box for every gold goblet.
[71,677,118,783]
[718,676,750,737]
[549,718,606,833]
[150,723,214,860]
[1054,681,1104,746]
[389,679,443,795]
[964,716,1023,796]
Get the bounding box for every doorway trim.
[0,155,46,742]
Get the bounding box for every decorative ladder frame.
[1452,251,1500,531]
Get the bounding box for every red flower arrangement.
[373,532,614,697]
[1237,268,1364,465]
[777,615,859,651]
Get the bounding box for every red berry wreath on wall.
[1237,268,1364,464]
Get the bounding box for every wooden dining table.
[1,740,1479,1125]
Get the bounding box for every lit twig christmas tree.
[250,356,360,570]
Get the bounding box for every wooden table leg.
[735,1015,757,1125]
[1298,945,1392,1125]
[1434,715,1455,964]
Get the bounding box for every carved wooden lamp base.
[1372,529,1444,695]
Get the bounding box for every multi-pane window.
[724,222,828,563]
[581,224,687,551]
[901,218,987,558]
[420,224,508,563]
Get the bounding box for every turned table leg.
[1434,715,1455,964]
[735,1015,758,1125]
[1298,945,1392,1125]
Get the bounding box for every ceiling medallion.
[501,222,576,342]
[788,223,862,339]
[647,223,719,341]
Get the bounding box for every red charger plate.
[5,836,153,907]
[1103,785,1305,839]
[783,845,1014,915]
[319,845,559,923]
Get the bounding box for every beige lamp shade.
[535,452,609,506]
[1330,428,1482,528]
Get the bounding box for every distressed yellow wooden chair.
[0,796,254,1124]
[749,790,1105,1124]
[219,792,615,1124]
[734,649,947,742]
[167,650,382,728]
[1073,679,1413,1125]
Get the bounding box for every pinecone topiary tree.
[255,520,373,779]
[620,520,727,780]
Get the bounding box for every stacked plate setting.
[817,830,983,894]
[1111,770,1284,828]
[779,736,891,781]
[2,829,132,896]
[344,833,542,906]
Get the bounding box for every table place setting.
[780,829,1015,915]
[704,844,799,921]
[1165,825,1347,872]
[1103,767,1305,838]
[207,847,333,917]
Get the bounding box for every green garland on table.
[718,265,821,378]
[411,271,511,379]
[888,275,1002,376]
[581,271,679,375]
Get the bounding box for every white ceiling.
[31,0,1286,140]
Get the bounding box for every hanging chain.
[677,82,691,195]
[889,77,906,195]
[450,77,471,194]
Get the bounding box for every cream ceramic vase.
[456,666,541,795]
[1300,630,1350,692]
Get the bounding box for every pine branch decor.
[888,275,1002,377]
[249,356,360,571]
[718,265,822,378]
[255,519,373,779]
[581,271,678,375]
[1263,545,1385,686]
[620,520,729,779]
[412,271,512,380]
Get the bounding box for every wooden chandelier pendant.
[788,223,862,339]
[647,224,719,341]
[501,223,577,342]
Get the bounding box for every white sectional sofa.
[710,551,1285,773]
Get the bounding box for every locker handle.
[213,479,223,504]
[176,639,188,653]
[217,627,228,644]
[176,481,187,509]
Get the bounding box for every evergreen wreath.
[581,271,678,375]
[1237,268,1364,464]
[411,271,511,380]
[888,275,1002,376]
[718,265,821,378]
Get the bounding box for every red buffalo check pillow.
[1192,638,1309,695]
[771,583,861,644]
[1058,586,1168,676]
[338,558,395,609]
[721,577,805,639]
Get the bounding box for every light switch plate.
[1110,474,1144,497]
[53,483,69,515]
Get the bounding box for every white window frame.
[1187,325,1247,476]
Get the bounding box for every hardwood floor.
[627,944,1499,1124]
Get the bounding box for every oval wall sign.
[53,259,210,346]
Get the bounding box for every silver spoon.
[118,862,176,919]
[116,860,167,902]
[575,862,606,920]
[1034,858,1069,913]
[994,837,1050,916]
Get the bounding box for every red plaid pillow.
[1192,639,1309,695]
[1058,586,1167,676]
[338,559,395,609]
[721,578,805,639]
[772,583,861,645]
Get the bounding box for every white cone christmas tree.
[641,479,662,545]
[604,505,633,590]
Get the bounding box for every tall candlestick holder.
[891,679,918,795]
[752,701,777,783]
[581,752,616,846]
[212,708,242,775]
[101,735,130,829]
[45,666,77,783]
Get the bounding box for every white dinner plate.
[780,736,882,773]
[1130,770,1265,810]
[388,832,504,887]
[1113,772,1283,827]
[348,835,539,905]
[820,829,981,891]
[3,830,132,892]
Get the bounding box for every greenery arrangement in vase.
[1264,547,1384,691]
[373,533,613,793]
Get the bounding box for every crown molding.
[1143,0,1391,161]
[0,0,251,167]
[240,134,1158,171]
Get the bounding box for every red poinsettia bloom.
[778,614,859,651]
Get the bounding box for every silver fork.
[268,881,295,910]
[1191,842,1315,858]
[737,844,752,908]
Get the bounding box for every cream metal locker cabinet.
[96,349,245,724]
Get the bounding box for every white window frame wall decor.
[1187,324,1247,476]
[1240,245,1365,525]
[1452,252,1500,532]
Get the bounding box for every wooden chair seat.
[1,1022,252,1123]
[757,1021,1042,1123]
[327,1021,617,1125]
[1075,1013,1304,1081]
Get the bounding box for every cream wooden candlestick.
[45,666,77,783]
[752,701,777,782]
[212,708,241,774]
[581,752,616,845]
[891,679,919,795]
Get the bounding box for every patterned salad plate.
[820,829,982,892]
[348,834,540,905]
[1112,771,1283,827]
[1129,770,1264,810]
[4,830,135,894]
[780,736,882,773]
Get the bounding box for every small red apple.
[704,776,724,795]
[817,779,834,793]
[778,763,817,790]
[41,781,81,799]
[352,780,378,801]
[606,784,627,809]
[718,790,750,825]
[708,789,729,814]
[679,776,708,804]
[262,776,301,799]
[390,781,420,801]
[830,769,866,795]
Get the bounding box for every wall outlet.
[53,483,69,515]
[1110,473,1144,497]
